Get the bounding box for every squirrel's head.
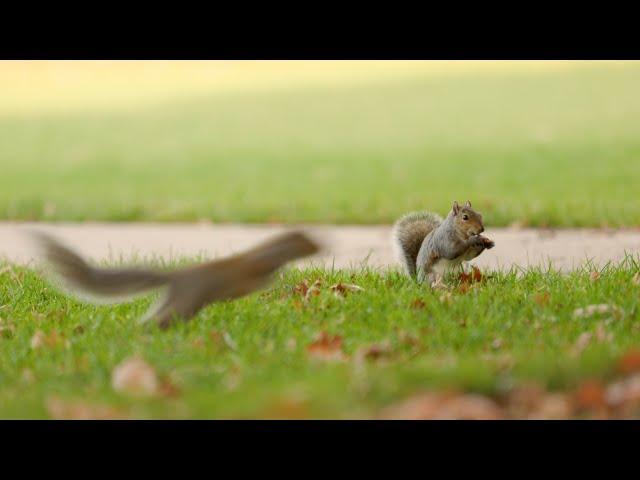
[450,200,485,238]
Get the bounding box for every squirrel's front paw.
[479,235,495,249]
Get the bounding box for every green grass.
[1,258,639,419]
[2,63,640,226]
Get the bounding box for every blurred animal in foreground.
[32,231,320,329]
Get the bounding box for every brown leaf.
[617,348,640,375]
[293,280,309,297]
[410,298,426,310]
[574,380,607,412]
[306,331,347,362]
[379,391,503,420]
[572,304,623,319]
[330,282,364,297]
[458,266,483,285]
[533,292,550,307]
[158,377,181,398]
[354,342,393,365]
[590,271,601,282]
[46,396,129,420]
[605,374,640,410]
[472,265,483,282]
[111,356,159,397]
[458,271,472,284]
[262,397,310,420]
[30,329,69,350]
[529,393,572,419]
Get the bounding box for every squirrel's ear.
[464,200,472,208]
[452,201,460,215]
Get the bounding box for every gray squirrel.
[392,200,495,285]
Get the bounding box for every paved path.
[2,222,640,271]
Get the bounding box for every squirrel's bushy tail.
[391,211,442,277]
[32,232,170,303]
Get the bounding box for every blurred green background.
[1,60,639,226]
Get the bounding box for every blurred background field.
[1,60,639,226]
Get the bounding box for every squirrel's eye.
[462,214,469,221]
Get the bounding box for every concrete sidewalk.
[2,222,640,271]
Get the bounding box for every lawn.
[1,61,640,226]
[1,259,639,419]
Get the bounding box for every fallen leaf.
[572,304,623,319]
[410,298,426,310]
[439,394,504,420]
[472,266,483,282]
[300,279,322,301]
[111,356,159,397]
[379,391,503,420]
[617,348,640,375]
[262,397,310,420]
[293,280,309,297]
[354,342,393,365]
[529,393,572,419]
[46,396,129,420]
[605,374,640,410]
[158,377,181,398]
[30,329,69,350]
[398,330,420,347]
[306,331,347,362]
[574,380,607,412]
[533,292,550,307]
[330,282,364,297]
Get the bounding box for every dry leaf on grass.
[573,380,607,412]
[528,393,572,419]
[111,356,159,397]
[354,342,393,366]
[617,348,640,374]
[379,391,503,420]
[46,396,129,420]
[30,329,69,350]
[605,374,640,409]
[330,282,364,298]
[458,266,484,285]
[533,292,550,307]
[306,331,347,362]
[572,304,623,319]
[410,298,426,310]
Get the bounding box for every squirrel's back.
[391,211,442,277]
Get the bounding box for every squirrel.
[31,230,320,329]
[391,200,495,285]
